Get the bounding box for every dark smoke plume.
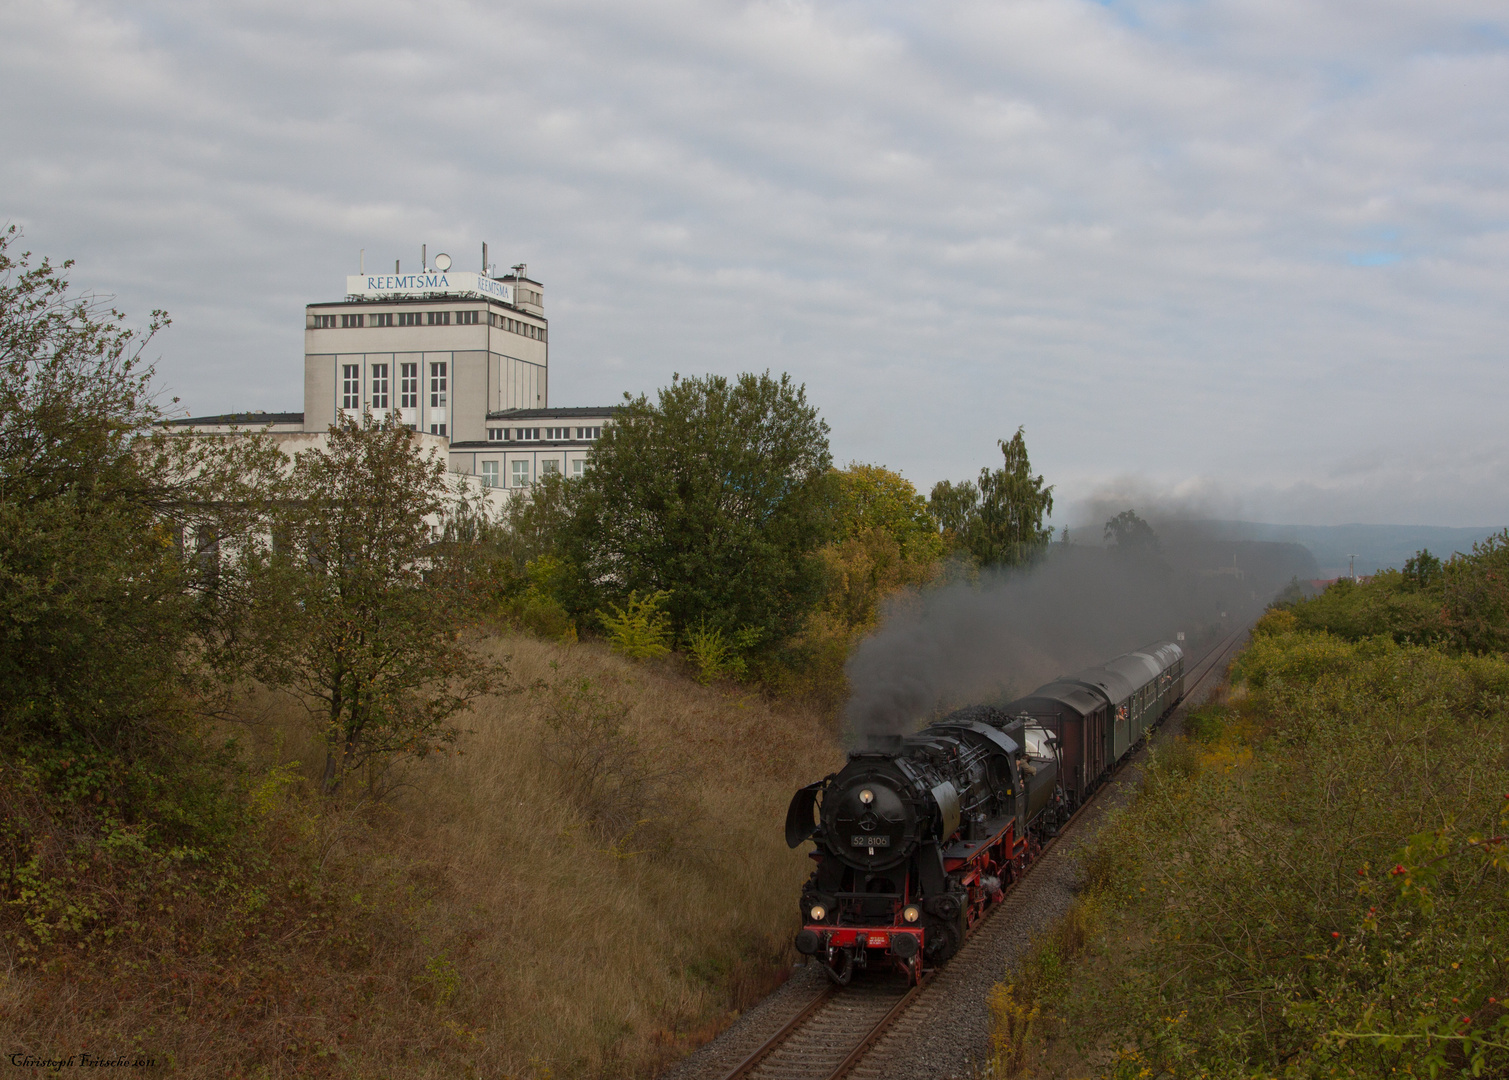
[841,538,1308,747]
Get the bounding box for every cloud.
[2,0,1507,525]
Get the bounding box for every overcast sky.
[3,1,1506,526]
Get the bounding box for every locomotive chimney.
[855,733,904,756]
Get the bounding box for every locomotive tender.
[785,641,1185,984]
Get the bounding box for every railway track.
[714,626,1249,1080]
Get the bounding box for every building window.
[544,427,569,440]
[341,313,364,328]
[505,317,544,338]
[313,314,337,328]
[575,426,602,440]
[430,362,447,408]
[400,362,418,408]
[541,460,560,478]
[487,427,503,441]
[516,427,538,441]
[371,363,389,409]
[341,364,360,409]
[371,312,394,327]
[429,423,448,437]
[456,310,479,325]
[398,311,423,327]
[481,461,499,488]
[511,460,530,487]
[572,459,586,478]
[427,311,451,326]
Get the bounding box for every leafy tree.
[579,371,833,644]
[0,226,278,778]
[817,464,943,633]
[928,478,979,546]
[1104,509,1159,553]
[1401,547,1443,590]
[1442,529,1509,654]
[488,468,590,575]
[832,462,943,564]
[473,469,595,637]
[249,412,501,794]
[974,428,1054,565]
[928,428,1054,568]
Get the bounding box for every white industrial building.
[173,248,616,490]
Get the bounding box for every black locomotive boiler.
[785,640,1184,984]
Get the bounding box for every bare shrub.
[540,676,674,854]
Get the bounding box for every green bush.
[685,620,760,684]
[1182,701,1231,744]
[1290,571,1449,646]
[597,590,672,660]
[1443,529,1509,654]
[511,556,577,641]
[1060,631,1509,1078]
[1277,537,1509,655]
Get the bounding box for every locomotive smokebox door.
[785,781,824,848]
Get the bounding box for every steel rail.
[826,971,934,1080]
[718,625,1249,1080]
[719,983,836,1080]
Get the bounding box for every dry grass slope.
[2,628,841,1078]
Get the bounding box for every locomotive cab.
[1009,719,1065,836]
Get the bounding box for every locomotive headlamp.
[809,905,827,922]
[903,905,921,924]
[859,789,875,805]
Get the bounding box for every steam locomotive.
[785,641,1185,984]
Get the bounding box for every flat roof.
[165,411,304,426]
[486,406,619,420]
[306,296,544,319]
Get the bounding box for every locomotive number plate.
[852,835,890,847]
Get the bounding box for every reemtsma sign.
[345,271,514,304]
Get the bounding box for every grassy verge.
[988,616,1509,1079]
[2,628,840,1077]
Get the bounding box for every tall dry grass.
[231,627,842,1077]
[1,628,839,1077]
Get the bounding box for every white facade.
[449,406,618,490]
[303,265,550,444]
[174,254,616,492]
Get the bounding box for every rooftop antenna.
[360,248,364,274]
[512,262,527,280]
[422,243,427,271]
[482,241,488,275]
[395,258,400,273]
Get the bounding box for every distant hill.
[1161,521,1506,578]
